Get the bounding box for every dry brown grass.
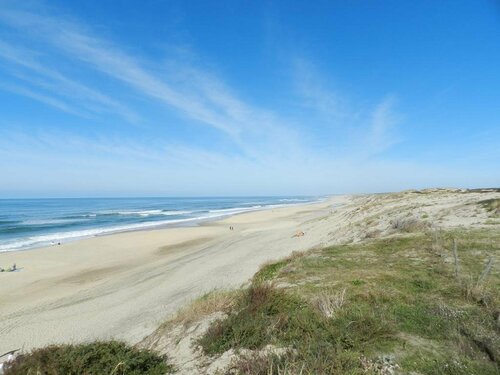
[364,229,382,239]
[163,289,241,328]
[390,217,430,233]
[312,288,347,318]
[233,352,303,375]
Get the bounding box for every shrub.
[4,341,172,375]
[198,283,310,354]
[479,198,500,215]
[390,217,429,233]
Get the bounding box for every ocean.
[0,196,320,252]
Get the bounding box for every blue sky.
[0,0,499,197]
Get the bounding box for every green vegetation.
[253,260,289,283]
[5,341,173,375]
[199,230,500,374]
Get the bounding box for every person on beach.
[0,349,19,374]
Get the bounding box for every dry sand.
[0,197,348,353]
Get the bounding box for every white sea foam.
[117,210,163,215]
[98,209,194,217]
[22,218,88,225]
[208,205,263,214]
[160,210,193,215]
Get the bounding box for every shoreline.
[0,198,326,254]
[0,196,344,352]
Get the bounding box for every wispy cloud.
[366,96,400,153]
[0,83,86,117]
[292,59,352,122]
[0,39,139,122]
[292,58,401,156]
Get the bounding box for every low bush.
[479,198,500,215]
[4,341,172,375]
[390,217,429,233]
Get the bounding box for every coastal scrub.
[198,230,499,374]
[4,341,173,375]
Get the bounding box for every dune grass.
[198,229,499,374]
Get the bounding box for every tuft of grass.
[350,279,365,286]
[313,288,346,318]
[253,252,306,283]
[4,341,172,375]
[161,289,240,328]
[390,217,430,233]
[233,350,365,375]
[232,352,291,375]
[253,261,288,283]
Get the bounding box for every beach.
[1,188,498,357]
[0,197,346,353]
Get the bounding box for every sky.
[0,0,499,197]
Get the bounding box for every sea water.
[0,196,320,252]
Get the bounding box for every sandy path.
[0,197,347,353]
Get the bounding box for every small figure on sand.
[0,263,19,272]
[229,226,234,231]
[0,348,20,373]
[292,230,305,238]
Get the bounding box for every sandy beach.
[0,197,347,353]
